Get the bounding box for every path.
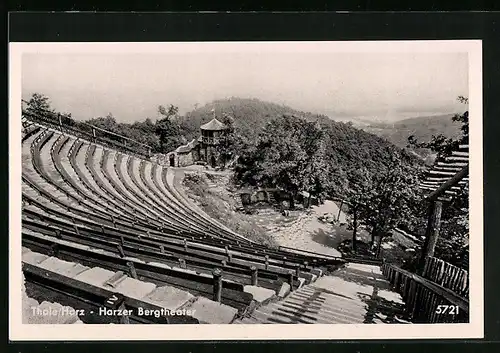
[265,201,371,258]
[233,263,409,324]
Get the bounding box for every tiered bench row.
[21,120,345,316]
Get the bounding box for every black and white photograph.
[9,40,483,340]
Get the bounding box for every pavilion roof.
[200,118,227,131]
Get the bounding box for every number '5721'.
[435,305,459,314]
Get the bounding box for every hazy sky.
[22,51,469,123]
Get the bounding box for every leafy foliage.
[25,93,54,115]
[405,96,470,268]
[215,114,237,169]
[155,104,186,153]
[232,114,336,208]
[364,113,463,162]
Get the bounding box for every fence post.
[127,261,138,279]
[117,244,125,258]
[295,264,301,277]
[212,268,223,302]
[250,266,258,286]
[418,200,443,273]
[288,270,295,291]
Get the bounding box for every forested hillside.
[24,94,423,179]
[362,114,462,162]
[178,97,329,143]
[23,93,468,266]
[184,97,422,172]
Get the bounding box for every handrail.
[382,263,469,323]
[277,245,344,261]
[23,112,151,158]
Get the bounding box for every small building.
[167,139,200,167]
[198,118,227,168]
[166,117,228,168]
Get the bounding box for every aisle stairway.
[233,263,410,324]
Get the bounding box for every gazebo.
[198,117,227,167]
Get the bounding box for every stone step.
[23,250,232,323]
[182,297,238,324]
[243,285,275,304]
[287,291,368,314]
[274,300,365,324]
[256,304,344,324]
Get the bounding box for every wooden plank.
[385,264,469,313]
[427,165,469,201]
[22,262,198,324]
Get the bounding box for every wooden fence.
[422,256,469,299]
[382,263,469,323]
[22,110,152,159]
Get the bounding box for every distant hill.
[179,97,327,142]
[361,114,463,163]
[179,97,423,179]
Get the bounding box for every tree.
[216,114,236,169]
[155,104,183,153]
[408,96,469,265]
[342,146,423,256]
[25,93,53,112]
[24,93,54,117]
[232,114,331,209]
[255,115,308,208]
[407,96,469,267]
[130,118,160,151]
[362,154,421,257]
[24,93,76,127]
[297,121,330,205]
[87,113,118,132]
[343,167,372,252]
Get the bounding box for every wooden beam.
[446,156,469,162]
[418,200,443,272]
[428,170,460,176]
[436,162,468,168]
[427,165,469,201]
[451,151,469,157]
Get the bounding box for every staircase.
[233,262,409,324]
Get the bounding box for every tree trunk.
[289,193,295,210]
[352,208,358,252]
[376,232,383,258]
[337,200,344,222]
[370,226,378,247]
[418,200,443,273]
[307,194,312,208]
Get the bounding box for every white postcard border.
[9,40,483,341]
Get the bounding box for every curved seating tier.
[21,120,345,313]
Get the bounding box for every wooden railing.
[422,256,469,298]
[201,136,224,145]
[382,263,469,323]
[22,109,152,159]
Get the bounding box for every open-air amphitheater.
[20,112,470,325]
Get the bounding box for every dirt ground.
[179,168,372,257]
[260,200,371,258]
